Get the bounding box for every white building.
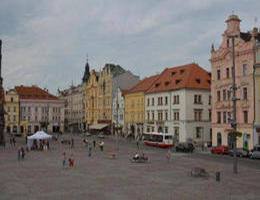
[15,85,65,134]
[145,63,212,145]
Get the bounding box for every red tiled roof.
[121,89,130,97]
[15,86,59,100]
[127,74,160,94]
[146,63,210,94]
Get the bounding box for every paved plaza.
[1,134,260,200]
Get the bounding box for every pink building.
[210,14,260,150]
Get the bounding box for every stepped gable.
[146,63,211,94]
[15,86,59,100]
[128,74,160,94]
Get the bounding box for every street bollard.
[216,171,220,182]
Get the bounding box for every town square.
[1,1,260,199]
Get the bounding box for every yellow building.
[86,69,99,125]
[4,89,20,135]
[124,75,159,138]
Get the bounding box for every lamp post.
[228,34,239,174]
[0,40,5,145]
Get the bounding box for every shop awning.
[89,123,108,130]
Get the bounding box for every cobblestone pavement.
[1,133,260,200]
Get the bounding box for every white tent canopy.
[27,131,52,149]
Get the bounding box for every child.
[62,152,66,168]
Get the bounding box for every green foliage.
[228,131,242,139]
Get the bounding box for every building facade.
[145,63,211,145]
[124,75,159,138]
[254,29,260,146]
[86,69,99,126]
[15,86,65,135]
[58,60,90,132]
[4,89,19,135]
[211,15,260,150]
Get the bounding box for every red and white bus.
[143,132,173,148]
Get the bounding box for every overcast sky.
[0,0,259,94]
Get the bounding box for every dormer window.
[155,83,160,87]
[195,79,200,84]
[171,72,176,76]
[165,81,170,86]
[180,69,185,75]
[175,79,181,84]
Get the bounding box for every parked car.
[211,146,229,154]
[229,148,249,157]
[176,142,194,153]
[249,145,260,159]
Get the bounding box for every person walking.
[71,138,74,149]
[88,143,92,157]
[167,149,172,163]
[21,147,25,160]
[69,154,74,167]
[13,137,16,147]
[17,148,21,161]
[62,152,66,169]
[93,140,96,149]
[99,141,104,152]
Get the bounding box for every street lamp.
[228,34,239,174]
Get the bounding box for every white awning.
[89,123,108,130]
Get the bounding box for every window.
[158,111,163,121]
[165,96,168,105]
[223,90,226,101]
[35,107,38,112]
[223,112,226,123]
[152,127,154,132]
[217,112,221,124]
[14,107,16,113]
[228,90,231,100]
[165,127,168,133]
[243,87,247,100]
[28,107,31,112]
[147,127,150,132]
[226,68,230,79]
[152,111,154,120]
[217,91,221,101]
[152,98,154,106]
[147,112,150,120]
[196,127,203,138]
[11,97,13,102]
[13,115,16,122]
[147,98,150,106]
[194,110,202,121]
[217,69,221,80]
[244,111,248,123]
[209,109,212,121]
[194,95,202,104]
[35,115,38,121]
[173,95,179,104]
[7,107,10,112]
[173,111,179,120]
[165,111,168,120]
[209,95,211,105]
[243,64,247,76]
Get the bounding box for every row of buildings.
[4,14,260,150]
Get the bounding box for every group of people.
[17,147,26,161]
[83,139,105,153]
[32,139,50,151]
[9,136,16,147]
[62,152,74,168]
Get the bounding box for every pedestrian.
[10,136,13,147]
[88,143,92,157]
[71,138,74,149]
[17,148,21,161]
[46,140,50,150]
[69,154,74,167]
[204,142,208,152]
[99,141,104,152]
[93,140,96,149]
[21,147,25,160]
[62,152,66,169]
[167,149,172,163]
[13,137,16,147]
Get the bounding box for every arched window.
[217,132,222,146]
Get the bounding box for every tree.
[228,130,242,140]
